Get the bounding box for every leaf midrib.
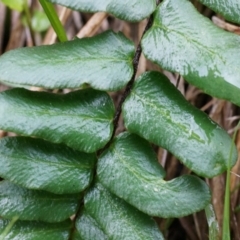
[0,155,92,170]
[5,108,112,122]
[0,194,78,201]
[13,56,129,66]
[18,226,70,235]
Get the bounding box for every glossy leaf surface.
[98,133,211,217]
[0,137,96,194]
[0,219,71,240]
[76,182,164,240]
[0,88,114,153]
[73,209,107,240]
[141,0,240,106]
[198,0,240,24]
[0,31,134,91]
[0,181,80,222]
[123,72,237,177]
[47,0,156,22]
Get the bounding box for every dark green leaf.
[47,0,156,22]
[77,182,164,240]
[0,219,71,240]
[98,132,211,217]
[198,0,240,24]
[0,137,96,194]
[0,31,134,91]
[74,209,107,240]
[123,72,237,177]
[0,181,80,222]
[0,88,114,153]
[141,0,240,106]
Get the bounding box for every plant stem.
[99,18,158,157]
[111,0,161,139]
[39,0,67,42]
[223,121,240,239]
[205,204,219,240]
[111,18,153,133]
[223,167,231,240]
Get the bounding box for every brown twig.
[212,16,240,35]
[77,12,108,38]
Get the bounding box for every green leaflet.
[122,72,237,178]
[0,88,114,153]
[0,181,80,222]
[73,209,107,240]
[198,0,240,24]
[0,137,96,194]
[77,182,164,240]
[97,132,211,218]
[0,31,134,91]
[141,0,240,106]
[47,0,156,22]
[0,219,71,240]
